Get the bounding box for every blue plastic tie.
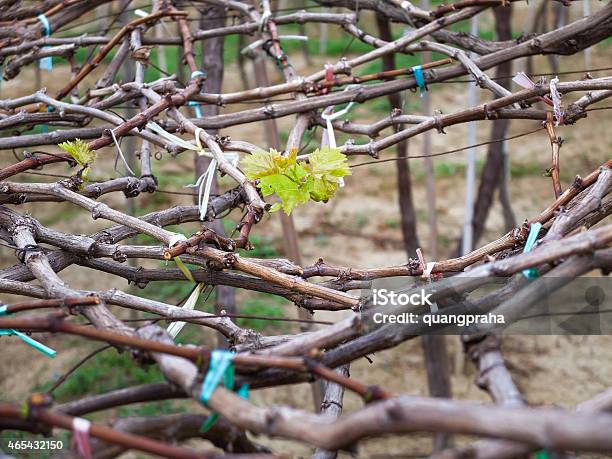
[191,70,207,79]
[188,100,203,119]
[0,305,7,316]
[190,70,206,118]
[237,383,249,399]
[522,222,542,279]
[38,14,51,35]
[200,350,235,405]
[0,329,56,358]
[412,65,427,98]
[199,350,251,432]
[37,14,53,71]
[200,382,249,433]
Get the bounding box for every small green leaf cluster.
[58,138,97,182]
[241,147,351,214]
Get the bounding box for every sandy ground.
[1,5,611,457]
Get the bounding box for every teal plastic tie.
[535,450,550,459]
[412,65,427,98]
[38,14,51,35]
[0,305,7,316]
[191,70,207,79]
[190,70,206,119]
[522,222,542,279]
[0,329,56,358]
[200,350,235,405]
[37,14,53,71]
[188,101,203,119]
[200,383,249,433]
[199,350,250,432]
[237,383,249,399]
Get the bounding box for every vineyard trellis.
[0,0,611,458]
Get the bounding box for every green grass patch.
[240,234,281,259]
[36,349,164,401]
[237,293,286,331]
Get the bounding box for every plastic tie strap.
[320,86,358,188]
[0,329,56,358]
[412,65,426,98]
[321,63,334,94]
[188,159,217,221]
[416,248,435,279]
[189,100,203,119]
[321,85,359,149]
[549,76,564,126]
[199,350,249,432]
[167,283,205,339]
[146,121,210,154]
[168,233,194,282]
[189,70,207,118]
[200,350,235,405]
[37,14,53,71]
[416,248,437,312]
[184,128,218,221]
[174,256,195,283]
[0,305,7,316]
[166,233,206,340]
[240,35,307,55]
[512,72,553,107]
[191,70,206,79]
[109,129,136,176]
[200,383,249,433]
[522,222,542,279]
[71,417,92,459]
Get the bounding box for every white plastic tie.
[320,85,359,149]
[401,1,414,11]
[168,233,188,248]
[549,76,563,126]
[71,417,92,459]
[147,121,201,152]
[147,124,236,218]
[512,71,536,90]
[241,35,307,55]
[109,129,136,176]
[167,283,205,339]
[512,72,553,107]
[186,159,218,221]
[416,248,438,313]
[225,152,240,167]
[258,10,272,31]
[194,127,204,152]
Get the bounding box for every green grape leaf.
[58,138,96,168]
[241,147,350,214]
[310,176,338,202]
[259,173,311,215]
[58,139,97,186]
[308,147,352,178]
[269,202,282,213]
[242,149,282,180]
[307,147,351,202]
